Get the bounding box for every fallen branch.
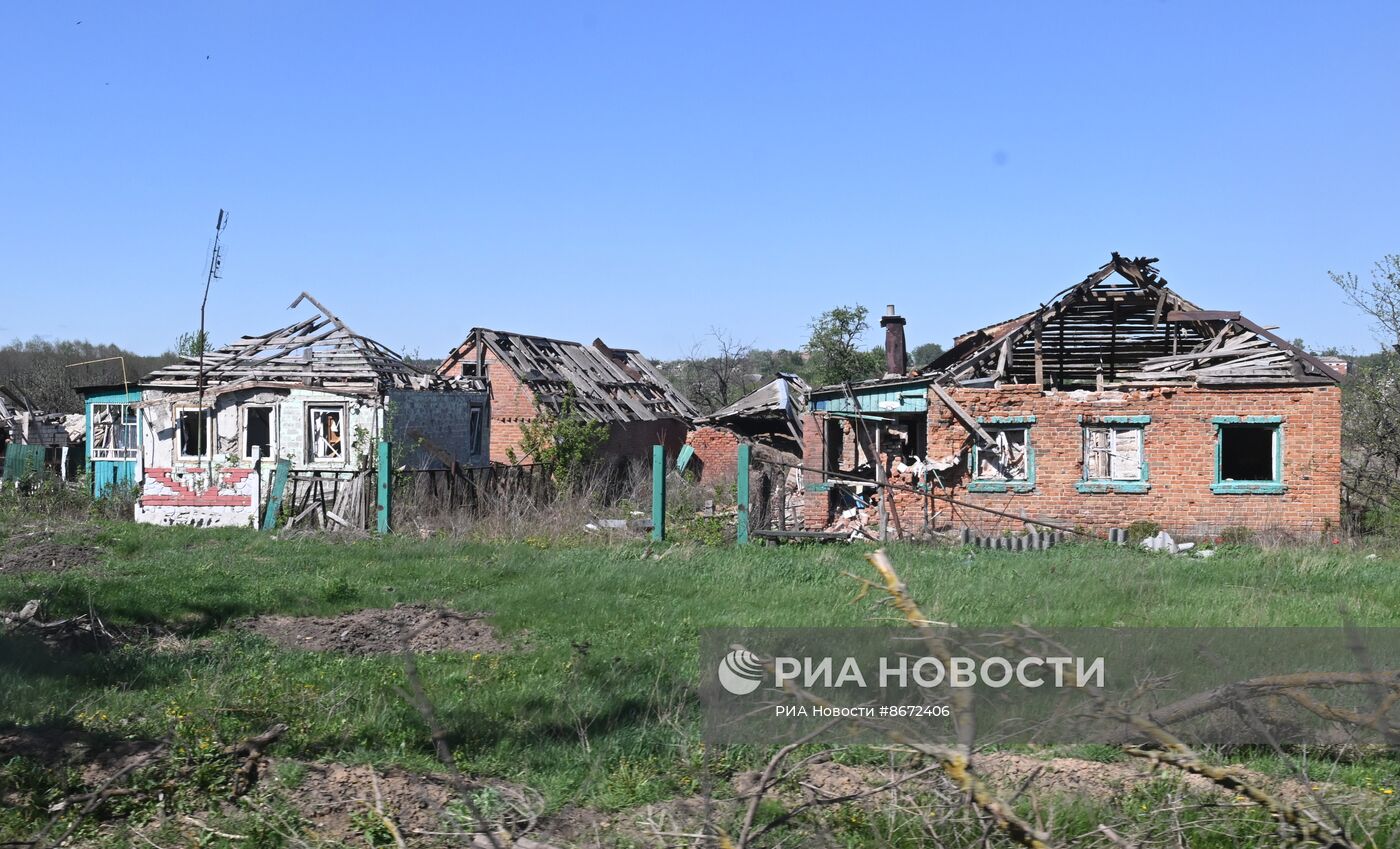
[1105,671,1400,743]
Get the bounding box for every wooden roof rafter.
[442,327,700,425]
[140,293,467,394]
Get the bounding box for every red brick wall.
[804,385,1342,537]
[685,425,742,484]
[600,420,690,465]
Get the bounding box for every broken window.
[882,415,926,461]
[468,404,483,456]
[244,406,273,459]
[1219,425,1277,482]
[974,427,1030,481]
[1083,425,1144,481]
[91,404,137,460]
[178,409,209,457]
[308,406,344,461]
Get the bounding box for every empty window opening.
[91,404,138,460]
[976,427,1029,481]
[244,406,273,459]
[468,405,483,455]
[824,417,845,476]
[881,415,927,462]
[309,407,344,460]
[1084,426,1143,481]
[178,410,209,457]
[1219,426,1276,481]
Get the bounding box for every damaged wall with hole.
[799,257,1344,539]
[127,294,490,528]
[802,385,1341,538]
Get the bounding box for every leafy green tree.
[510,392,609,487]
[910,341,946,370]
[1331,256,1400,526]
[175,330,209,358]
[805,305,884,386]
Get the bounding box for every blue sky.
[3,2,1397,362]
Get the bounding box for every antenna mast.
[196,209,228,466]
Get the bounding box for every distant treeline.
[0,338,179,413]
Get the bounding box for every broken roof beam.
[1166,310,1242,322]
[929,383,995,447]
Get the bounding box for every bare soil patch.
[240,604,508,655]
[262,758,540,845]
[0,725,163,788]
[0,538,100,575]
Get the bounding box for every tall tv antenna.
[196,209,228,465]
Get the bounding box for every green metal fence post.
[651,444,665,542]
[377,440,391,535]
[736,443,751,545]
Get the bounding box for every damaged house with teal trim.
[799,255,1344,539]
[126,293,489,529]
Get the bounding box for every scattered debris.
[1139,530,1196,555]
[240,604,508,656]
[1,599,134,652]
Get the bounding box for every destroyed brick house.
[437,328,699,466]
[122,294,489,527]
[685,374,809,484]
[801,255,1344,538]
[0,386,84,484]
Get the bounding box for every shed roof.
[696,373,809,440]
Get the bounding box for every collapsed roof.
[696,373,810,443]
[0,387,85,445]
[927,254,1341,388]
[440,328,700,424]
[141,293,472,396]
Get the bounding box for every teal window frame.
[1076,415,1151,494]
[1211,415,1286,495]
[968,416,1036,493]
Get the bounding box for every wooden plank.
[929,383,994,447]
[736,443,750,545]
[260,459,290,531]
[652,444,665,543]
[1166,310,1241,322]
[1033,324,1044,387]
[376,441,391,534]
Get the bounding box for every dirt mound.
[264,759,539,844]
[241,604,507,655]
[0,540,100,575]
[269,760,460,839]
[0,726,163,787]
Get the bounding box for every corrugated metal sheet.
[813,387,928,414]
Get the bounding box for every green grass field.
[3,513,1399,846]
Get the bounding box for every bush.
[1126,521,1162,544]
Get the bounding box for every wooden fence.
[392,463,556,519]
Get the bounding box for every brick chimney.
[880,304,907,376]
